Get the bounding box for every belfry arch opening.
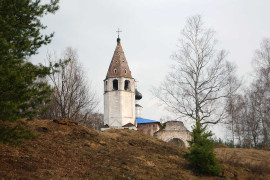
[124,80,130,90]
[168,138,185,147]
[113,79,118,90]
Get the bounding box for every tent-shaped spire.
[106,38,132,79]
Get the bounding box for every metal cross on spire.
[116,28,122,38]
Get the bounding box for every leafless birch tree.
[153,15,231,125]
[224,62,242,147]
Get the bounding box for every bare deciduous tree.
[40,47,100,128]
[253,38,270,70]
[232,94,246,147]
[153,15,231,125]
[224,62,242,147]
[82,113,104,130]
[251,38,270,147]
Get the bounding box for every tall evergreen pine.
[0,0,59,122]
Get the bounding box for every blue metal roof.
[136,117,160,124]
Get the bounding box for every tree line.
[153,15,270,149]
[225,39,270,148]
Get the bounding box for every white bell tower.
[103,36,136,128]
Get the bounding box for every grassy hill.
[0,119,269,179]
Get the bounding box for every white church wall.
[104,77,136,127]
[121,91,135,125]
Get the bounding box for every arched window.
[124,69,127,74]
[114,69,117,73]
[105,81,108,91]
[124,80,130,90]
[113,79,118,90]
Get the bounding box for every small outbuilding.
[154,121,192,147]
[136,118,160,136]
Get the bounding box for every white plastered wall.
[104,77,135,127]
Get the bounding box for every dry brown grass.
[0,119,269,179]
[215,148,270,179]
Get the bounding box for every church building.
[103,35,160,130]
[103,36,136,129]
[102,34,191,147]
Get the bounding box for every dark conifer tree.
[0,0,59,122]
[187,120,221,176]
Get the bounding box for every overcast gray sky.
[33,0,270,138]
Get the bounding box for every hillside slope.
[0,119,269,179]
